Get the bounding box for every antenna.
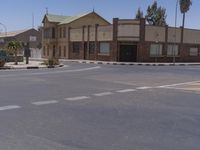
[46,7,49,15]
[32,13,35,29]
[92,6,95,12]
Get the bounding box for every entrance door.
[119,45,137,62]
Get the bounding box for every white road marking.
[0,66,101,77]
[157,80,200,88]
[65,96,90,101]
[0,105,21,111]
[32,100,58,105]
[136,86,152,90]
[116,89,136,93]
[93,92,113,97]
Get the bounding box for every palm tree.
[179,0,192,43]
[7,40,22,65]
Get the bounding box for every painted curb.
[62,60,200,66]
[1,64,65,70]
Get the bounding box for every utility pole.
[46,7,49,15]
[32,13,35,29]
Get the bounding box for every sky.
[0,0,199,32]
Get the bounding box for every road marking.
[65,96,90,101]
[93,92,113,97]
[0,105,21,111]
[136,86,152,90]
[189,83,200,86]
[116,89,136,93]
[157,80,200,88]
[181,88,200,91]
[32,100,58,105]
[0,66,101,77]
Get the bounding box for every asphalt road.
[0,62,200,150]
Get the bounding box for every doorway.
[119,45,137,62]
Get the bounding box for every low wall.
[7,55,24,62]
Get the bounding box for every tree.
[7,40,22,65]
[135,8,144,19]
[145,1,167,26]
[179,0,192,42]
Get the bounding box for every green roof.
[44,12,90,24]
[45,14,71,23]
[59,12,90,25]
[43,12,110,25]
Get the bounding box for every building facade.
[42,12,200,62]
[0,28,42,57]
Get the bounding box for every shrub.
[0,60,5,67]
[48,58,59,66]
[41,60,49,65]
[42,58,59,66]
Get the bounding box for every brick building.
[42,11,200,62]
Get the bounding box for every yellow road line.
[182,88,200,91]
[189,83,200,86]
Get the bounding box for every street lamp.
[173,0,179,64]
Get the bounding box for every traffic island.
[1,60,64,70]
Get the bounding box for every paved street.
[0,62,200,150]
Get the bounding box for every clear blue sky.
[0,0,199,32]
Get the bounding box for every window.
[53,45,56,57]
[59,46,62,57]
[63,27,66,38]
[47,46,49,56]
[30,36,37,42]
[52,27,55,39]
[72,42,81,53]
[59,27,62,38]
[44,28,50,39]
[43,46,46,56]
[99,42,110,54]
[89,42,95,54]
[64,46,66,57]
[150,44,163,57]
[190,47,198,56]
[167,45,179,56]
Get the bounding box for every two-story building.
[42,11,200,62]
[42,11,110,60]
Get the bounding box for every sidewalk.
[4,61,47,69]
[59,59,200,66]
[29,58,200,66]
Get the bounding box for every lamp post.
[173,0,178,64]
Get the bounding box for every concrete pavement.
[0,62,200,150]
[2,60,64,69]
[5,61,46,69]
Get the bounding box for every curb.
[62,60,200,66]
[1,64,64,70]
[0,66,12,70]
